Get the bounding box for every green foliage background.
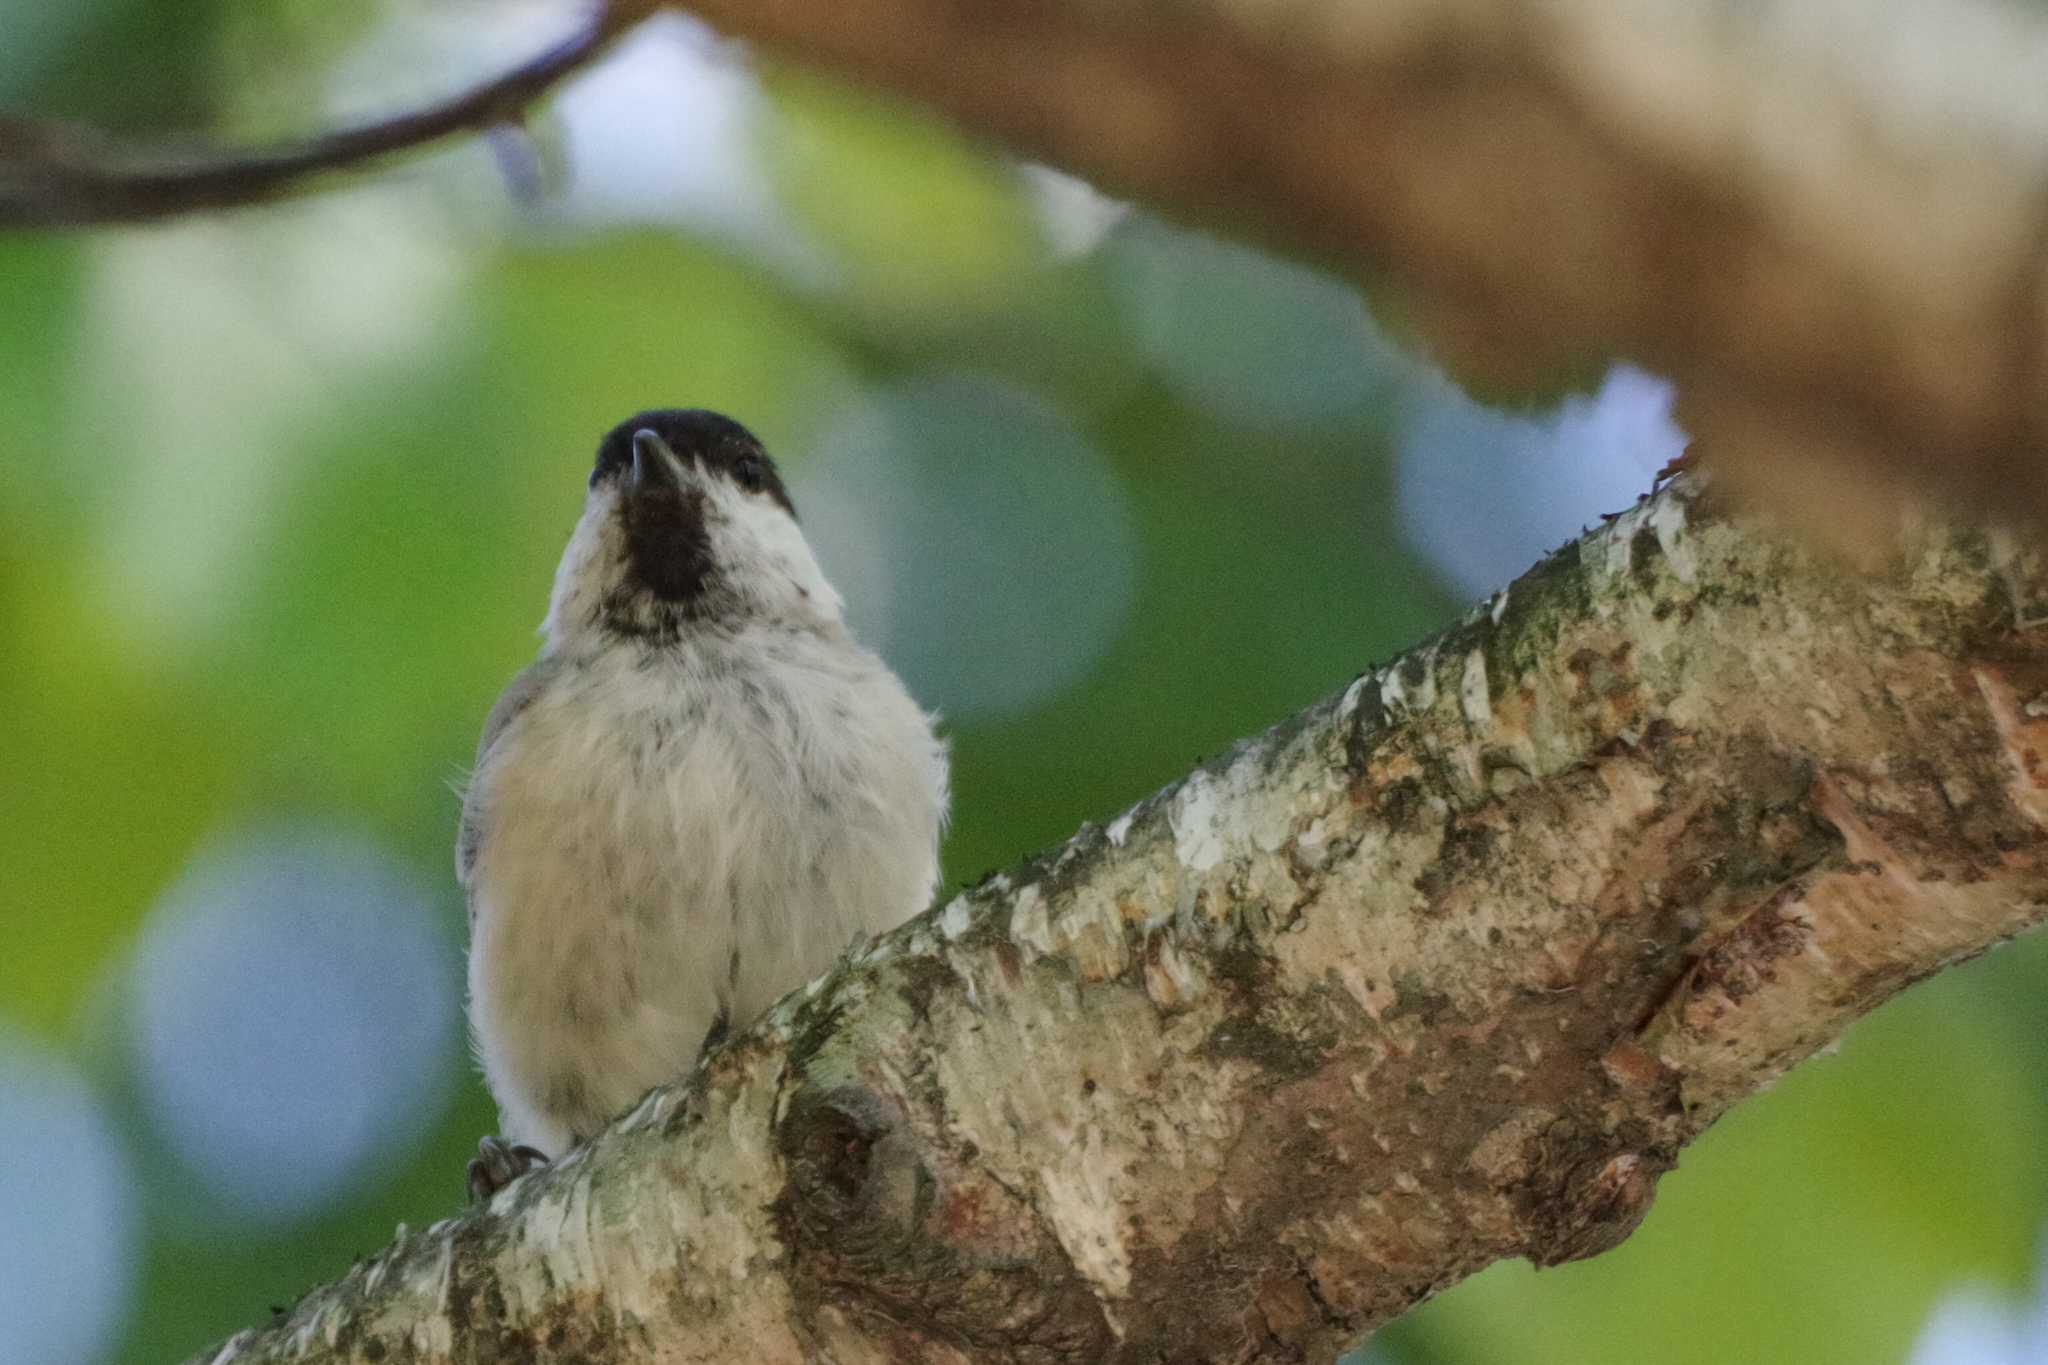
[1,5,2044,1362]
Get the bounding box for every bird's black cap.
[591,409,793,516]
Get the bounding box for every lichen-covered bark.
[193,477,2048,1364]
[611,0,2048,539]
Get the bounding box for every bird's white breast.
[465,626,945,1154]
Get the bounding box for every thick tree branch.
[620,0,2048,536]
[190,476,2048,1363]
[0,5,624,227]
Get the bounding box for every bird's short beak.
[630,429,688,493]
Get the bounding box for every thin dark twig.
[0,2,628,229]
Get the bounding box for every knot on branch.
[1528,1148,1668,1267]
[1475,1109,1673,1269]
[773,1080,1115,1360]
[777,1084,929,1259]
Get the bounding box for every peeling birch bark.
[610,0,2048,538]
[193,476,2048,1364]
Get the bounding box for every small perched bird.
[457,410,948,1201]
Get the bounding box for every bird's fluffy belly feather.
[466,637,941,1154]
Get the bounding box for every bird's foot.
[694,1007,732,1065]
[467,1136,549,1205]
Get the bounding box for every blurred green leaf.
[9,0,226,126]
[758,67,1045,326]
[0,580,240,1035]
[0,235,84,542]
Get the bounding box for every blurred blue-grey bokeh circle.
[1106,218,1386,431]
[798,374,1141,723]
[1397,364,1686,599]
[126,826,459,1225]
[0,1033,137,1364]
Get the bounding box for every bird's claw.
[467,1136,549,1205]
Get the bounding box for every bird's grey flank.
[456,409,949,1201]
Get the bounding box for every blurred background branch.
[0,4,624,226]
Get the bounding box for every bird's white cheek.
[711,491,842,619]
[543,494,624,644]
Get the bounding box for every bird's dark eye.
[733,451,767,492]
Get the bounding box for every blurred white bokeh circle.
[1106,217,1387,431]
[127,826,458,1225]
[1019,164,1131,258]
[1908,1233,2048,1365]
[0,1032,137,1364]
[797,374,1141,723]
[1397,364,1687,600]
